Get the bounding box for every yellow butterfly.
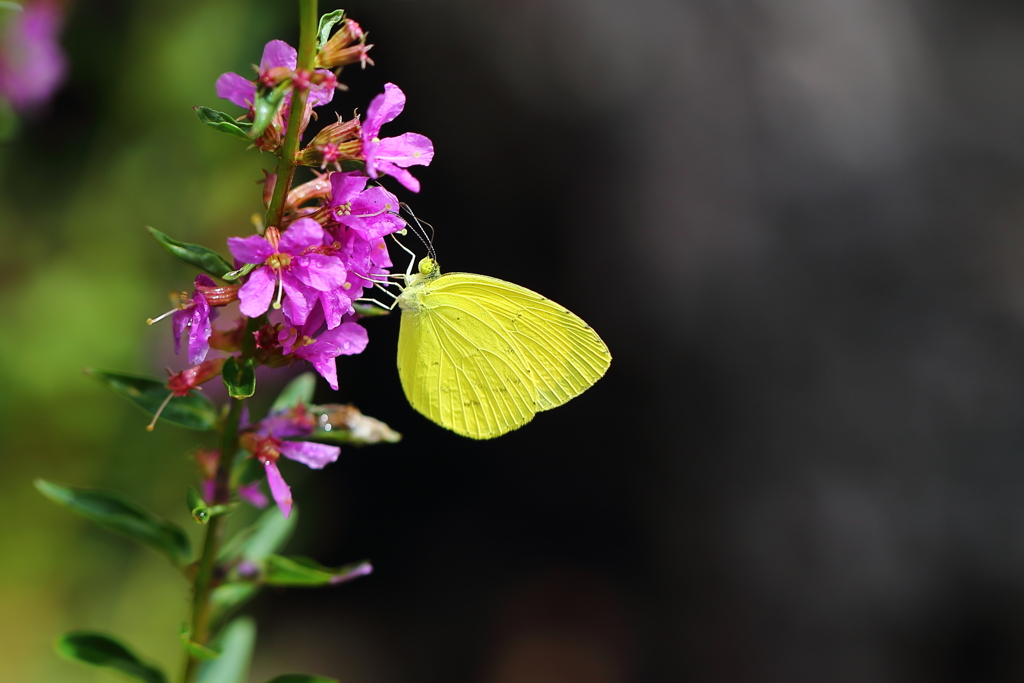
[395,257,611,439]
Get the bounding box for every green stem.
[182,5,318,681]
[264,0,319,230]
[181,399,243,683]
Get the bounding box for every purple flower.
[171,274,216,365]
[228,218,347,327]
[237,482,268,509]
[362,83,434,192]
[0,1,66,111]
[216,39,334,110]
[327,171,405,240]
[279,312,369,390]
[247,432,341,518]
[327,224,394,303]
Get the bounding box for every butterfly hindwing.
[398,289,538,439]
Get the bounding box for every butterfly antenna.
[399,203,436,262]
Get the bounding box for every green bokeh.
[0,1,290,680]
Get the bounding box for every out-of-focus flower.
[361,83,434,192]
[240,430,340,518]
[228,219,348,327]
[0,1,65,111]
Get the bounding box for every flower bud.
[194,282,240,307]
[296,117,362,169]
[166,357,226,396]
[285,173,331,215]
[316,19,374,70]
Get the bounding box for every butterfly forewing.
[422,274,611,413]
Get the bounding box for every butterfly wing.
[397,272,611,439]
[430,274,611,412]
[397,286,539,439]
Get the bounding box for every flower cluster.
[147,20,431,513]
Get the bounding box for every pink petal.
[328,171,368,206]
[363,83,406,139]
[228,234,274,264]
[280,275,314,326]
[279,217,325,254]
[238,482,269,509]
[375,132,434,168]
[318,288,352,330]
[320,321,369,356]
[264,460,293,518]
[293,253,347,291]
[279,441,340,469]
[376,161,421,193]
[261,39,297,71]
[238,266,275,317]
[215,72,256,109]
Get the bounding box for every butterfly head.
[418,257,440,278]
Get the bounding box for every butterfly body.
[396,258,611,439]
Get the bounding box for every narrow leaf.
[187,486,210,524]
[146,226,233,278]
[270,372,316,413]
[210,583,260,626]
[265,676,339,683]
[250,81,289,139]
[36,480,191,566]
[222,356,256,399]
[194,106,253,141]
[180,625,221,661]
[264,555,372,587]
[316,9,346,49]
[196,617,256,683]
[351,302,391,317]
[222,262,257,282]
[56,632,168,683]
[85,369,218,431]
[219,505,297,564]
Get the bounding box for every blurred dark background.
[4,0,1024,681]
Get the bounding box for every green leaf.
[56,632,168,683]
[36,480,191,566]
[210,583,260,626]
[271,372,316,413]
[187,486,209,524]
[316,9,346,49]
[222,262,257,282]
[146,226,233,279]
[264,555,372,587]
[251,81,290,139]
[85,369,219,431]
[196,617,256,683]
[219,505,297,564]
[179,625,221,661]
[194,106,253,142]
[265,676,340,683]
[222,356,256,399]
[351,302,391,317]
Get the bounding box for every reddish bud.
[166,357,227,397]
[317,19,374,70]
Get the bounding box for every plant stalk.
[264,0,319,231]
[182,4,318,681]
